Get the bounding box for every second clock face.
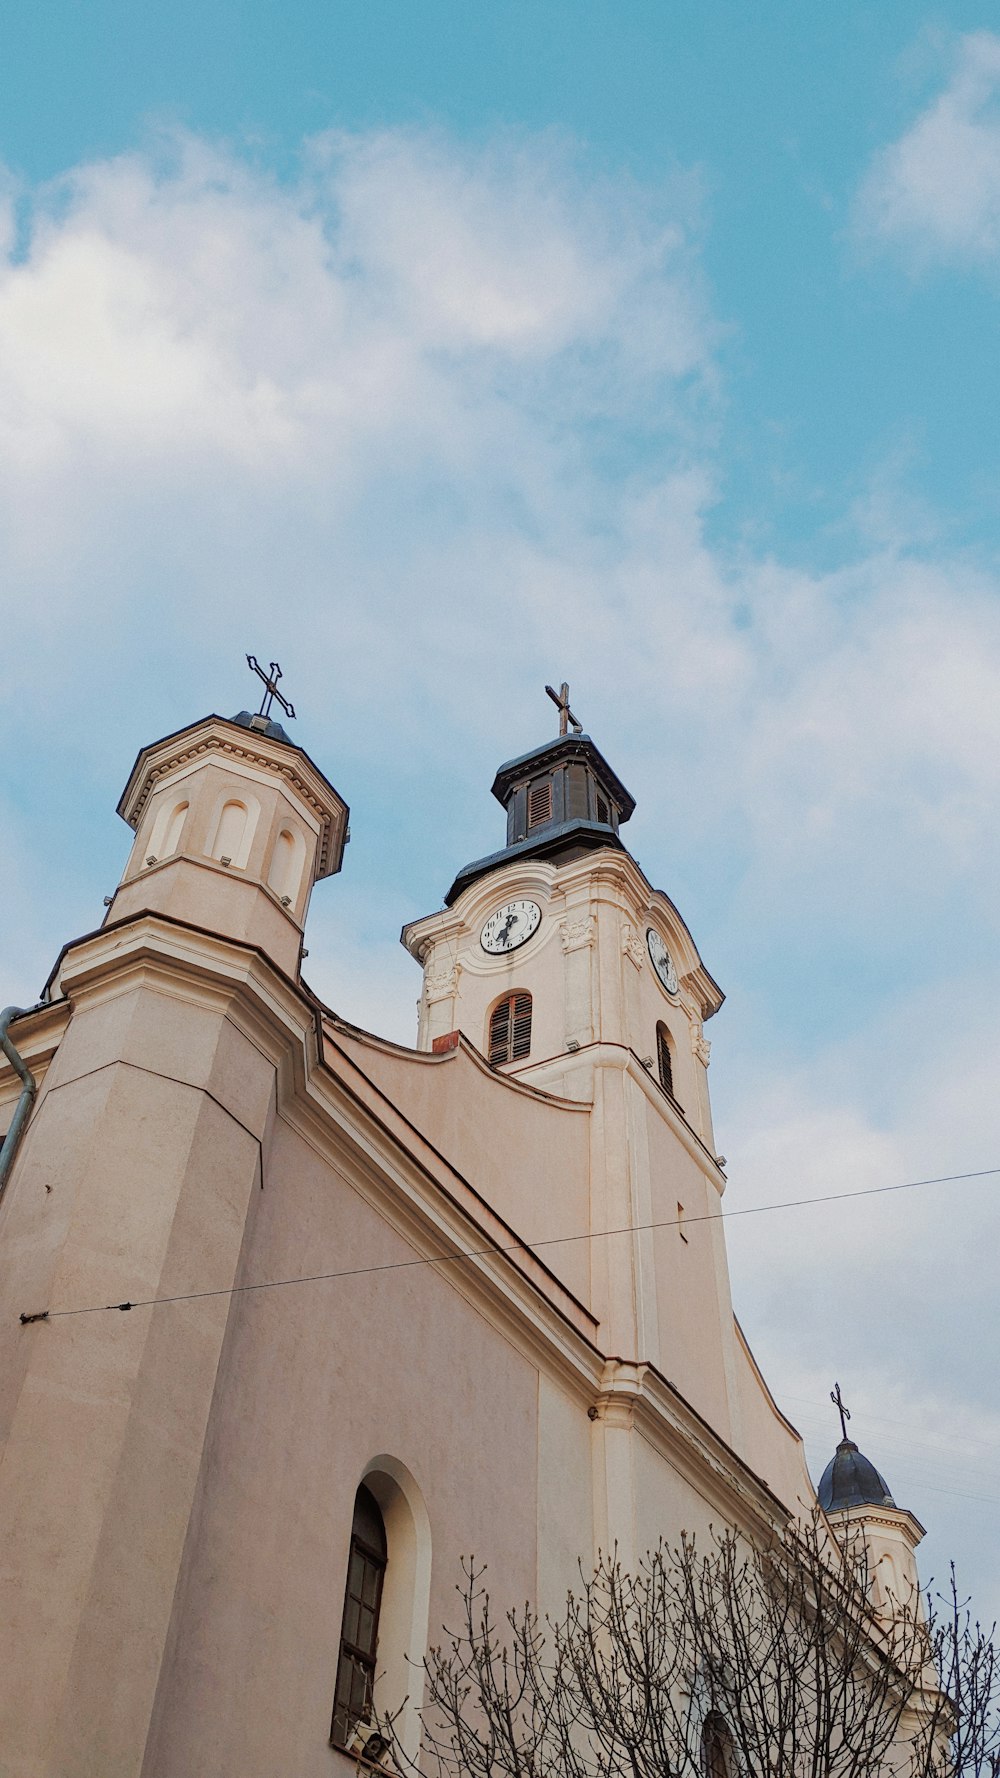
[481,900,542,955]
[646,927,679,995]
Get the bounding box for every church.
[0,673,927,1777]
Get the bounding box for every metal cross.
[246,655,296,722]
[545,681,582,737]
[830,1382,852,1442]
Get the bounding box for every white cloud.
[857,31,1000,264]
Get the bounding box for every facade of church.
[0,700,926,1778]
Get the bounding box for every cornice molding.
[592,1359,791,1540]
[827,1501,927,1545]
[117,716,348,881]
[0,1000,72,1104]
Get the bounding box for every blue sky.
[2,3,999,1614]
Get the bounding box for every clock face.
[646,928,679,995]
[481,900,542,956]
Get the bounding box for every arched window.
[211,800,248,865]
[702,1715,732,1778]
[144,796,189,864]
[656,1022,679,1104]
[266,824,306,905]
[331,1484,388,1750]
[163,800,189,857]
[489,991,532,1065]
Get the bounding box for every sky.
[1,2,999,1623]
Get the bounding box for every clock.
[481,900,542,955]
[646,928,679,995]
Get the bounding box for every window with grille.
[331,1484,387,1749]
[656,1023,679,1105]
[527,780,552,828]
[488,991,532,1064]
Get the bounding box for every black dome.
[818,1439,895,1512]
[230,709,293,745]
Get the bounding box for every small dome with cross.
[818,1440,896,1513]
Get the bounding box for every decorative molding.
[621,920,645,971]
[424,963,461,1004]
[122,727,346,881]
[560,915,596,955]
[691,1019,711,1066]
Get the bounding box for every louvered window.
[657,1023,678,1105]
[331,1485,388,1749]
[566,765,589,821]
[489,991,532,1064]
[596,794,610,825]
[527,780,552,829]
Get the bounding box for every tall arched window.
[702,1715,733,1778]
[488,991,532,1064]
[331,1484,388,1750]
[656,1022,678,1105]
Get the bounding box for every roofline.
[114,711,348,827]
[444,821,628,906]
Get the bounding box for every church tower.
[402,685,741,1450]
[818,1396,927,1620]
[105,690,348,981]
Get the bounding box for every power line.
[18,1163,1000,1326]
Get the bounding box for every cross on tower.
[246,655,296,723]
[545,681,582,737]
[830,1381,852,1442]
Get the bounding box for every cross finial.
[246,655,296,723]
[830,1382,852,1442]
[545,681,582,737]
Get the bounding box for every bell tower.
[107,672,348,980]
[402,689,737,1424]
[402,687,722,1150]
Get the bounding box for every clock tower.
[402,691,736,1419]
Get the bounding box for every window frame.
[656,1021,680,1107]
[488,990,532,1065]
[527,779,553,829]
[330,1485,388,1752]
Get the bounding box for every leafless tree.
[380,1515,998,1778]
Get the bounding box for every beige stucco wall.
[329,1027,594,1308]
[140,1111,543,1777]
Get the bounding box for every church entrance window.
[488,991,532,1064]
[331,1484,388,1750]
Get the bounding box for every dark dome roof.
[230,709,293,745]
[818,1439,896,1512]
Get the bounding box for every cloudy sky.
[2,3,998,1619]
